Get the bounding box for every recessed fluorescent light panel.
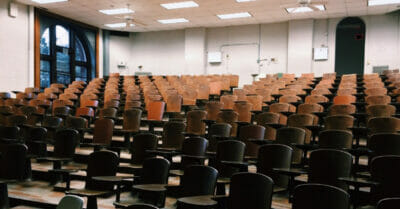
[236,0,256,2]
[104,23,134,28]
[368,0,400,6]
[217,12,252,19]
[99,8,134,15]
[31,0,67,4]
[158,18,189,24]
[161,1,199,9]
[286,5,325,13]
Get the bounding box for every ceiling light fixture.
[31,0,68,4]
[236,0,256,2]
[217,12,252,19]
[286,5,325,13]
[368,0,400,6]
[99,8,134,15]
[158,18,189,24]
[161,1,199,9]
[104,23,134,28]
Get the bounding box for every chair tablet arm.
[146,149,180,157]
[220,160,248,172]
[248,139,274,145]
[92,176,133,183]
[293,143,319,151]
[102,116,117,121]
[36,157,73,162]
[266,123,285,129]
[180,154,208,160]
[346,147,373,157]
[338,177,379,187]
[272,168,308,176]
[49,168,79,174]
[80,143,107,148]
[213,135,236,141]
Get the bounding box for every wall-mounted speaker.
[9,2,18,18]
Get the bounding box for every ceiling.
[16,0,400,32]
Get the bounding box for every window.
[39,23,93,89]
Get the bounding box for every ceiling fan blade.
[280,3,299,8]
[309,4,320,11]
[132,19,147,26]
[310,1,327,5]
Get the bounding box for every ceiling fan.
[281,0,327,11]
[114,4,147,29]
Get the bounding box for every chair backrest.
[205,101,222,120]
[275,127,305,164]
[65,116,88,130]
[377,198,400,209]
[92,118,114,145]
[228,172,274,209]
[366,105,396,119]
[328,104,356,116]
[292,184,350,209]
[56,195,84,209]
[233,101,252,123]
[308,149,352,190]
[0,126,20,140]
[368,117,400,135]
[161,121,186,150]
[207,123,232,152]
[255,112,280,140]
[333,95,356,105]
[216,110,238,136]
[130,133,158,165]
[53,129,79,158]
[0,143,28,180]
[98,107,117,119]
[257,144,292,188]
[43,116,63,128]
[85,150,119,190]
[324,115,354,130]
[140,157,170,184]
[371,155,400,203]
[297,103,323,114]
[181,137,208,168]
[215,140,245,178]
[368,133,400,159]
[181,165,218,197]
[186,110,207,135]
[319,130,353,149]
[147,101,165,121]
[238,125,265,158]
[123,108,142,132]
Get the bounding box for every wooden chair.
[67,151,119,209]
[292,184,350,209]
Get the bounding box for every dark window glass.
[56,51,70,84]
[56,25,69,48]
[75,38,87,62]
[40,60,51,88]
[75,66,87,81]
[40,28,50,55]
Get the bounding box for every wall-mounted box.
[208,51,222,63]
[313,47,328,61]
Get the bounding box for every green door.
[335,17,366,75]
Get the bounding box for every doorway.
[334,17,366,75]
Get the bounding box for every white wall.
[109,30,186,75]
[287,19,314,76]
[0,1,32,92]
[107,13,400,84]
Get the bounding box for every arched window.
[39,24,92,88]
